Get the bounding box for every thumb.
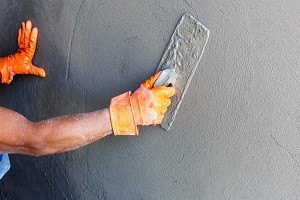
[141,71,162,89]
[29,64,46,78]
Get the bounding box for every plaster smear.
[156,13,210,130]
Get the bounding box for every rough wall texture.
[1,0,300,199]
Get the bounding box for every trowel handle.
[153,69,178,87]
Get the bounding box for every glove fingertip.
[32,65,46,77]
[39,69,46,78]
[153,115,163,125]
[142,71,162,89]
[30,28,38,43]
[32,27,38,35]
[167,86,176,97]
[152,86,175,98]
[41,71,46,78]
[26,20,32,30]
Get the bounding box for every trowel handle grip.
[153,69,178,87]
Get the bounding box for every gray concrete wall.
[1,0,300,199]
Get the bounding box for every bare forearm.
[31,109,112,155]
[0,107,112,156]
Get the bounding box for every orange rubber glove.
[109,72,175,136]
[0,20,45,84]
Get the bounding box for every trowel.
[154,13,210,130]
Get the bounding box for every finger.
[24,20,32,48]
[153,114,164,125]
[142,71,162,89]
[151,100,169,113]
[18,28,22,45]
[151,94,172,108]
[151,105,167,125]
[152,86,175,98]
[29,65,46,77]
[21,22,26,45]
[1,70,13,84]
[29,27,38,53]
[1,72,9,84]
[160,98,171,108]
[1,77,10,84]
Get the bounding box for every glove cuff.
[109,92,138,136]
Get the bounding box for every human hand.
[109,72,175,135]
[131,72,175,125]
[0,20,45,84]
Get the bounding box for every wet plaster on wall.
[1,0,300,199]
[156,14,209,130]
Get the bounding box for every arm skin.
[0,107,112,156]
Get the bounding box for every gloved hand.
[110,72,175,136]
[0,20,45,84]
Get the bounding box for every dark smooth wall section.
[1,0,300,199]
